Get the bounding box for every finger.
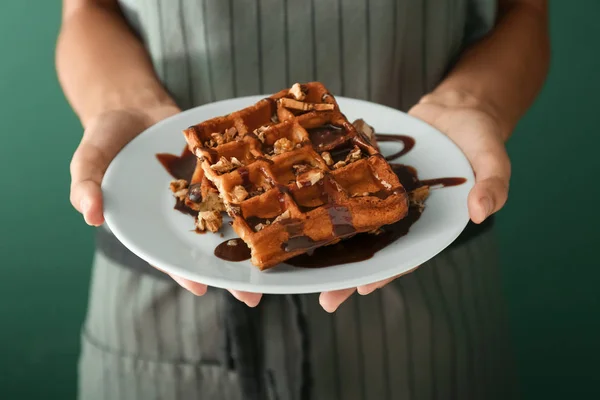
[228,290,263,307]
[169,274,208,296]
[319,288,356,313]
[70,141,112,226]
[71,179,105,226]
[357,276,396,296]
[356,265,421,295]
[467,150,510,224]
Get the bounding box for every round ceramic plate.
[102,96,474,294]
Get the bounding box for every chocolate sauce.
[156,148,196,181]
[158,135,468,269]
[308,124,345,148]
[375,134,416,161]
[156,148,199,216]
[286,205,422,267]
[174,198,198,217]
[286,163,466,268]
[421,177,467,188]
[214,238,251,262]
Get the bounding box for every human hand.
[69,106,262,306]
[319,90,511,312]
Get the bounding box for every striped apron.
[78,1,518,399]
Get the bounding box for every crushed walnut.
[373,172,392,189]
[253,125,269,143]
[169,179,189,199]
[409,186,430,212]
[223,127,238,142]
[368,228,384,236]
[211,132,224,146]
[292,164,311,175]
[226,203,241,216]
[254,219,272,232]
[227,239,238,246]
[345,146,362,163]
[278,97,335,112]
[231,185,249,203]
[273,138,295,155]
[288,83,306,101]
[196,211,222,233]
[272,210,291,224]
[296,169,324,188]
[210,156,243,173]
[321,151,333,166]
[332,160,346,169]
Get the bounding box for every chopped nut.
[333,161,346,169]
[345,146,362,163]
[253,125,269,143]
[273,138,295,155]
[231,185,249,203]
[409,186,430,208]
[273,210,291,224]
[210,156,243,173]
[368,228,384,236]
[373,172,392,189]
[296,169,324,188]
[288,83,306,101]
[292,164,311,175]
[254,223,266,232]
[196,211,222,233]
[278,97,335,111]
[227,239,238,246]
[224,127,238,142]
[211,132,224,146]
[204,139,217,148]
[226,204,241,216]
[169,179,189,199]
[321,151,333,166]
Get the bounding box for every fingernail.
[482,197,493,217]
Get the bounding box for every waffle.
[183,82,409,269]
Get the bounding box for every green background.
[0,1,598,398]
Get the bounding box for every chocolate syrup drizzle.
[158,130,466,266]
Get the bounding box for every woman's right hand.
[70,106,263,306]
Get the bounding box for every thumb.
[467,150,511,224]
[70,141,112,226]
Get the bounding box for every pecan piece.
[345,146,362,164]
[231,185,249,203]
[169,179,189,199]
[223,127,239,142]
[272,210,291,224]
[288,83,306,101]
[210,156,243,173]
[278,97,335,111]
[253,125,269,143]
[196,211,222,233]
[273,138,295,155]
[295,169,324,188]
[332,160,346,169]
[321,151,333,166]
[211,132,225,146]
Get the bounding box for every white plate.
[102,96,474,294]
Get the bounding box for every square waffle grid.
[183,82,409,269]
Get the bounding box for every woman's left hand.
[319,90,512,312]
